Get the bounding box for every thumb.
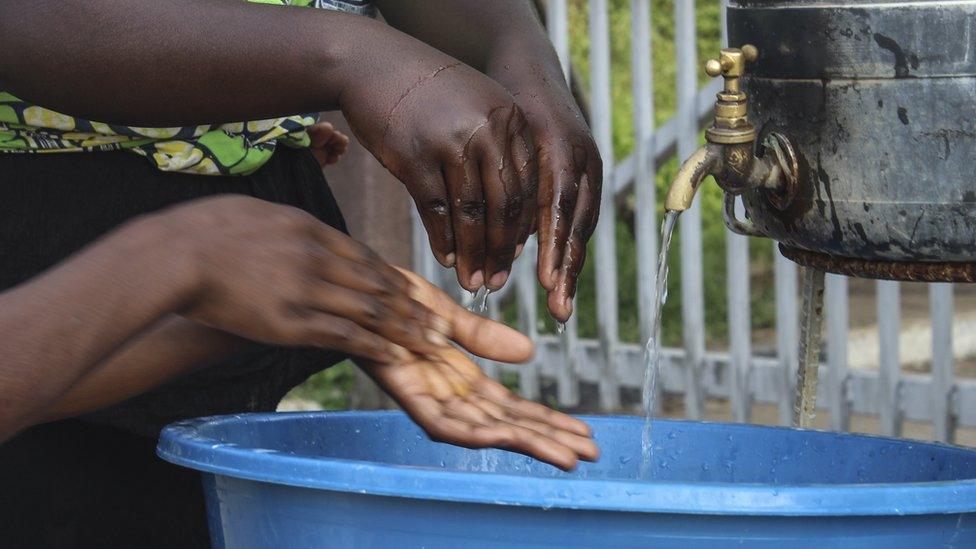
[450,306,534,364]
[397,267,534,364]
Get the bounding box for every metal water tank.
[728,0,976,281]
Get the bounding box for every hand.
[308,121,350,167]
[154,195,451,362]
[488,64,602,323]
[339,38,538,293]
[358,270,599,471]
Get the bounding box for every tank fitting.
[664,45,798,215]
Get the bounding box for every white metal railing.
[410,0,965,442]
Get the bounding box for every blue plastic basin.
[157,411,976,548]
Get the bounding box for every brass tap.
[664,45,798,215]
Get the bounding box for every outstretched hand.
[358,270,599,471]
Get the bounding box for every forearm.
[376,0,566,91]
[0,216,192,440]
[0,0,404,126]
[42,316,254,423]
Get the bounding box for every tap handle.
[705,45,758,78]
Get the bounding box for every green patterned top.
[0,0,375,176]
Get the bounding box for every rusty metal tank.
[727,0,976,281]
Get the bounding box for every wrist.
[115,211,202,314]
[486,38,568,95]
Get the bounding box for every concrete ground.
[655,400,976,447]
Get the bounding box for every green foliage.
[285,360,356,409]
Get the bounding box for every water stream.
[639,210,681,479]
[468,287,491,314]
[793,267,826,428]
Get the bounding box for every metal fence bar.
[727,200,752,422]
[534,337,976,427]
[613,79,721,197]
[516,237,541,400]
[482,293,502,380]
[631,0,659,412]
[826,274,851,431]
[675,0,706,419]
[931,283,956,442]
[774,245,799,426]
[877,280,902,437]
[588,0,621,410]
[545,0,580,408]
[545,0,570,82]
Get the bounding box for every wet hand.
[341,43,538,293]
[488,69,602,323]
[157,195,451,362]
[358,273,598,470]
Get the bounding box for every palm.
[357,269,599,471]
[360,349,598,471]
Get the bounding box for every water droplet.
[619,456,632,465]
[556,322,566,334]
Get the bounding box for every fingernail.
[444,253,456,267]
[469,270,484,288]
[425,328,449,347]
[514,244,524,259]
[430,315,452,335]
[488,270,509,289]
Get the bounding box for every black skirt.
[0,147,349,548]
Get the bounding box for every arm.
[0,0,386,125]
[0,195,455,441]
[41,315,253,423]
[377,0,603,322]
[0,0,538,293]
[0,217,195,438]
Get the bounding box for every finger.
[308,229,421,304]
[537,147,583,293]
[450,307,534,363]
[497,410,600,462]
[510,110,539,250]
[549,155,601,322]
[404,169,456,268]
[491,420,579,471]
[308,122,335,148]
[313,249,408,297]
[397,393,510,450]
[327,130,349,151]
[547,244,585,323]
[443,395,497,426]
[441,397,579,470]
[480,107,525,290]
[295,311,410,363]
[308,280,448,355]
[443,158,487,292]
[396,269,533,363]
[467,394,598,462]
[474,376,592,438]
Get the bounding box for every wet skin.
[0,0,600,320]
[0,196,598,469]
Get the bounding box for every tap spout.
[663,145,721,212]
